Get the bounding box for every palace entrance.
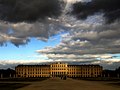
[50,62,68,78]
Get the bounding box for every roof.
[16,64,50,67]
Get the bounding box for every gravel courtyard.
[16,78,120,90]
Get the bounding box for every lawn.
[0,83,30,90]
[0,77,49,82]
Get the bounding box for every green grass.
[0,83,30,90]
[108,82,120,87]
[109,82,120,85]
[0,77,49,82]
[72,77,120,81]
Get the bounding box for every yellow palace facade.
[15,62,103,78]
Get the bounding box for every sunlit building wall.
[15,65,50,77]
[67,65,103,77]
[50,62,68,77]
[15,62,102,78]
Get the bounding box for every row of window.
[18,72,49,74]
[68,72,100,74]
[51,64,67,67]
[51,69,67,70]
[17,69,49,71]
[19,75,49,77]
[68,75,99,77]
[51,72,66,74]
[16,68,101,71]
[17,72,100,75]
[19,75,99,78]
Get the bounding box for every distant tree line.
[0,68,15,78]
[102,67,120,77]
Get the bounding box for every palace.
[15,62,103,78]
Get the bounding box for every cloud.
[0,0,115,47]
[92,59,120,70]
[37,14,120,55]
[0,0,120,70]
[0,18,64,46]
[0,0,62,22]
[36,12,120,70]
[0,58,120,70]
[0,59,53,69]
[0,0,66,46]
[72,0,120,23]
[0,0,119,47]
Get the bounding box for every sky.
[0,35,61,60]
[0,0,120,70]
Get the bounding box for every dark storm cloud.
[72,0,120,23]
[0,0,62,23]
